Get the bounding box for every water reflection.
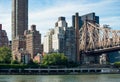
[0,74,120,82]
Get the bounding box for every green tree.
[0,46,12,64]
[114,62,120,68]
[42,53,68,66]
[11,60,20,64]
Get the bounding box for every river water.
[0,74,120,82]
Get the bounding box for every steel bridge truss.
[79,20,120,52]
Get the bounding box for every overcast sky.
[0,0,120,41]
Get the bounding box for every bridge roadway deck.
[83,46,120,55]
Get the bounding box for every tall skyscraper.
[12,0,30,63]
[12,0,28,39]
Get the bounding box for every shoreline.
[0,73,120,75]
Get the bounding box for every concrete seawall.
[0,68,119,75]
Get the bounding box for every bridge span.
[78,20,120,64]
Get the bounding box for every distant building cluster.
[44,17,76,61]
[12,0,42,64]
[11,0,101,64]
[44,13,99,62]
[44,17,76,62]
[12,25,42,64]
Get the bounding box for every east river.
[0,74,120,82]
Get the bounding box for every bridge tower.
[74,13,80,63]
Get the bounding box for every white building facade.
[43,29,54,53]
[52,17,67,53]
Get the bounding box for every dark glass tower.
[72,12,99,29]
[12,0,28,39]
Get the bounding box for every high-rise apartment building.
[64,26,76,61]
[25,25,42,59]
[12,0,28,39]
[0,24,9,47]
[52,17,67,53]
[44,29,54,53]
[12,25,42,63]
[12,35,27,61]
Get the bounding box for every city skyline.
[0,0,120,41]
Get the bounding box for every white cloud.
[100,16,120,30]
[0,13,11,40]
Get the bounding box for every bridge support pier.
[80,53,100,64]
[80,53,90,64]
[99,53,107,65]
